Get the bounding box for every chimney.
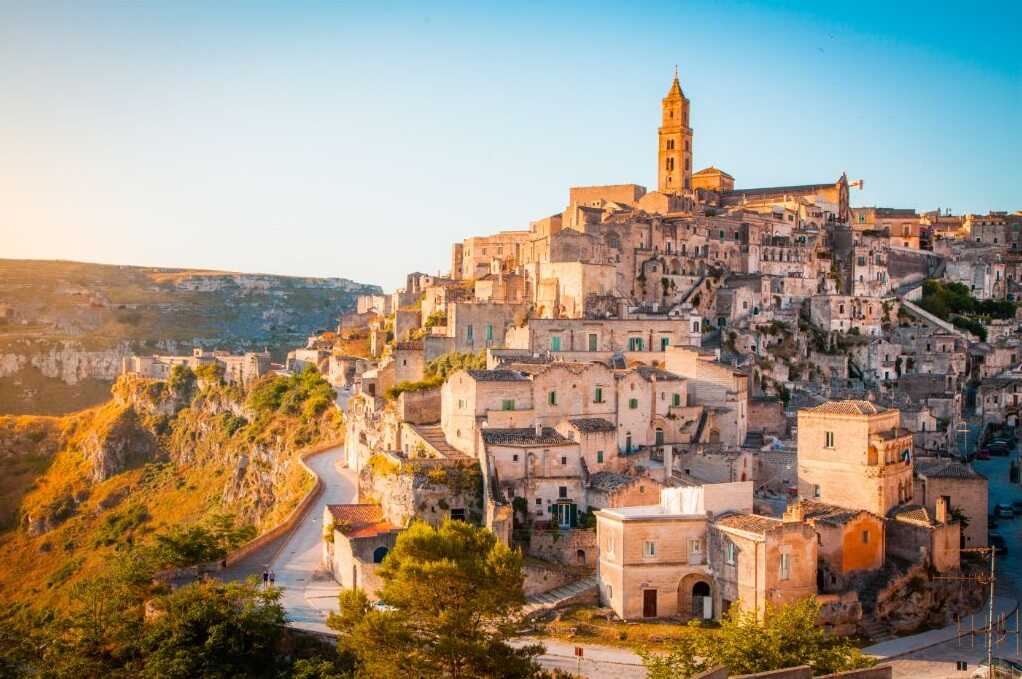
[935,496,950,524]
[784,502,806,523]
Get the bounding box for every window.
[551,335,561,351]
[643,540,656,558]
[450,508,466,522]
[628,398,638,409]
[588,333,598,351]
[628,337,645,351]
[594,386,604,403]
[512,454,519,462]
[548,391,557,406]
[725,542,736,565]
[596,450,604,463]
[486,323,494,341]
[535,498,542,505]
[502,399,515,411]
[655,428,664,446]
[660,336,670,351]
[825,431,835,448]
[672,393,681,407]
[780,553,791,581]
[862,530,870,544]
[813,484,821,498]
[558,486,567,498]
[457,399,466,409]
[560,456,567,465]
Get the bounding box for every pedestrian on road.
[269,570,276,586]
[262,569,268,588]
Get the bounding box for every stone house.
[787,500,885,593]
[809,295,885,336]
[913,459,987,548]
[708,511,818,621]
[444,301,527,354]
[796,401,914,516]
[586,472,664,510]
[322,504,399,600]
[595,482,752,620]
[665,347,750,447]
[886,499,961,572]
[504,317,701,358]
[975,375,1022,426]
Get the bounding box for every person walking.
[269,570,276,587]
[262,569,269,588]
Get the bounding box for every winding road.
[222,445,357,634]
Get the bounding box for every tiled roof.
[481,427,572,447]
[795,500,870,526]
[326,504,397,538]
[568,417,617,433]
[725,182,835,197]
[395,341,423,351]
[714,512,781,535]
[915,460,984,480]
[466,369,529,382]
[633,366,683,382]
[805,400,885,416]
[588,471,646,492]
[890,504,937,526]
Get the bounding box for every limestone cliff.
[0,367,343,605]
[0,258,380,414]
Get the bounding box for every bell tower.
[658,66,693,194]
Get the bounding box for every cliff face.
[0,368,343,604]
[0,258,380,414]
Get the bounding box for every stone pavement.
[523,575,598,617]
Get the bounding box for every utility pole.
[940,546,996,677]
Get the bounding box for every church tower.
[658,67,693,194]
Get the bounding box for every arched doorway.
[372,546,389,564]
[678,573,713,620]
[576,549,586,565]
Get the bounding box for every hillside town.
[127,73,1021,662]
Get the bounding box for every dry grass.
[533,605,711,653]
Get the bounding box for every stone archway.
[678,573,714,621]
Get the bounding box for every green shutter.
[569,504,578,528]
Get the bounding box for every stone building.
[322,504,399,600]
[658,69,693,194]
[708,510,818,621]
[786,500,885,593]
[913,459,987,548]
[796,401,914,516]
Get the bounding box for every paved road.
[223,446,357,634]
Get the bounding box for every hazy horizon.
[2,1,1019,289]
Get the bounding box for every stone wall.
[396,388,441,425]
[523,560,576,596]
[527,528,598,567]
[749,398,787,436]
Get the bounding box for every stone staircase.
[523,576,598,617]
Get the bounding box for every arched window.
[372,546,389,564]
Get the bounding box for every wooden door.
[643,589,657,618]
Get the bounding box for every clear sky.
[1,1,1019,289]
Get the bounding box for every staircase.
[523,576,598,617]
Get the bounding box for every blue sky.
[1,1,1019,289]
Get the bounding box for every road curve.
[223,445,358,634]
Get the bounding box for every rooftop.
[568,417,617,433]
[325,504,397,539]
[805,400,886,416]
[794,500,872,526]
[714,512,781,535]
[466,369,529,382]
[589,471,651,492]
[914,459,985,480]
[481,426,573,447]
[633,366,684,382]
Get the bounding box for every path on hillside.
[221,446,357,633]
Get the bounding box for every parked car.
[988,533,1008,555]
[989,513,999,529]
[972,656,1022,677]
[989,444,1011,457]
[977,450,992,460]
[1013,500,1022,514]
[995,503,1015,518]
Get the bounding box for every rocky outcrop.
[79,405,160,482]
[0,342,130,384]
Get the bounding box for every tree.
[154,524,224,567]
[328,520,545,678]
[134,579,286,679]
[641,598,874,679]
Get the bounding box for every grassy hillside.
[0,258,380,414]
[0,367,342,609]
